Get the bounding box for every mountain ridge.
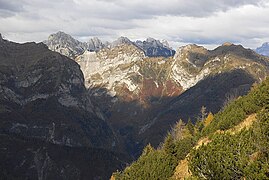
[43,31,176,58]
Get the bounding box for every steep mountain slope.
[0,38,126,179]
[76,42,269,155]
[256,42,269,57]
[113,77,269,180]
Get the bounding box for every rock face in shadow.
[0,39,127,179]
[0,134,128,180]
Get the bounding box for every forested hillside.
[113,78,269,179]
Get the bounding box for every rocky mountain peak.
[135,37,175,57]
[87,37,105,52]
[111,36,133,48]
[161,39,170,48]
[47,31,77,43]
[145,37,163,47]
[43,31,87,59]
[174,44,209,68]
[256,42,269,57]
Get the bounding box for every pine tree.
[163,134,175,155]
[186,118,195,136]
[204,112,214,127]
[170,119,185,140]
[142,143,154,156]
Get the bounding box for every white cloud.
[0,0,269,49]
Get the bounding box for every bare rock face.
[256,42,269,57]
[110,36,133,48]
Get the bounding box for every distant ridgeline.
[43,31,175,58]
[112,78,269,179]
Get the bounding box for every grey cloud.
[97,0,264,18]
[0,0,25,11]
[0,0,269,49]
[0,0,26,17]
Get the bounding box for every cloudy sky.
[0,0,269,49]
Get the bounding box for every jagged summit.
[43,31,87,59]
[48,31,70,40]
[44,31,177,59]
[256,42,269,57]
[135,37,175,57]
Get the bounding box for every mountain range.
[1,31,269,179]
[43,31,175,58]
